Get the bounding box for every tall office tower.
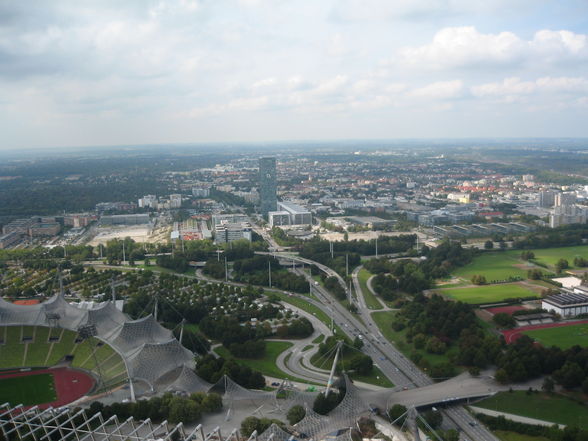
[259,157,277,218]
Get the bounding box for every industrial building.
[268,201,312,227]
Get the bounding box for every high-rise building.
[259,157,277,217]
[555,192,576,207]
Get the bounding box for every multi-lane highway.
[280,252,501,441]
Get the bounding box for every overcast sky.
[1,0,588,149]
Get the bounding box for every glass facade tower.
[259,157,277,218]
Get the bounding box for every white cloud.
[410,80,464,99]
[472,76,588,97]
[398,26,588,69]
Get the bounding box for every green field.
[453,252,529,281]
[523,323,588,349]
[358,269,383,310]
[494,431,549,441]
[371,311,459,370]
[309,343,394,388]
[530,245,588,268]
[475,391,588,429]
[0,373,56,406]
[439,284,537,304]
[0,326,127,387]
[214,341,296,381]
[453,245,588,282]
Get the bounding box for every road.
[86,257,500,441]
[280,253,501,441]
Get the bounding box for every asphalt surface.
[88,253,501,441]
[284,254,501,441]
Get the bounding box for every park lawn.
[475,391,588,429]
[214,341,295,380]
[371,311,459,372]
[274,293,348,340]
[494,431,550,441]
[312,334,325,344]
[309,345,394,388]
[530,245,588,268]
[453,252,528,282]
[358,269,383,310]
[0,373,56,406]
[523,323,588,349]
[439,284,537,304]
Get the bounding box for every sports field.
[453,245,588,282]
[0,373,56,406]
[439,284,537,304]
[523,322,588,349]
[530,245,588,268]
[454,252,529,281]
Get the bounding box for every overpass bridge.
[363,372,499,409]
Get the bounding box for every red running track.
[0,367,95,410]
[501,319,588,344]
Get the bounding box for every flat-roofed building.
[29,222,61,237]
[212,213,248,226]
[542,291,588,317]
[268,201,312,227]
[100,213,150,225]
[214,222,252,244]
[0,231,22,249]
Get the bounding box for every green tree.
[542,377,555,393]
[484,240,494,250]
[388,404,407,425]
[286,405,306,425]
[348,354,373,375]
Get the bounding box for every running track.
[0,367,94,410]
[502,319,588,344]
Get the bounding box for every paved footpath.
[469,406,564,428]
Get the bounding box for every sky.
[1,0,588,149]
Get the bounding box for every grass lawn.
[214,341,295,380]
[0,373,56,406]
[523,323,588,349]
[475,391,588,429]
[309,345,394,388]
[312,334,325,344]
[274,293,347,340]
[494,431,550,441]
[530,245,588,268]
[371,311,459,370]
[453,246,588,283]
[358,269,383,310]
[439,284,537,304]
[453,252,528,281]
